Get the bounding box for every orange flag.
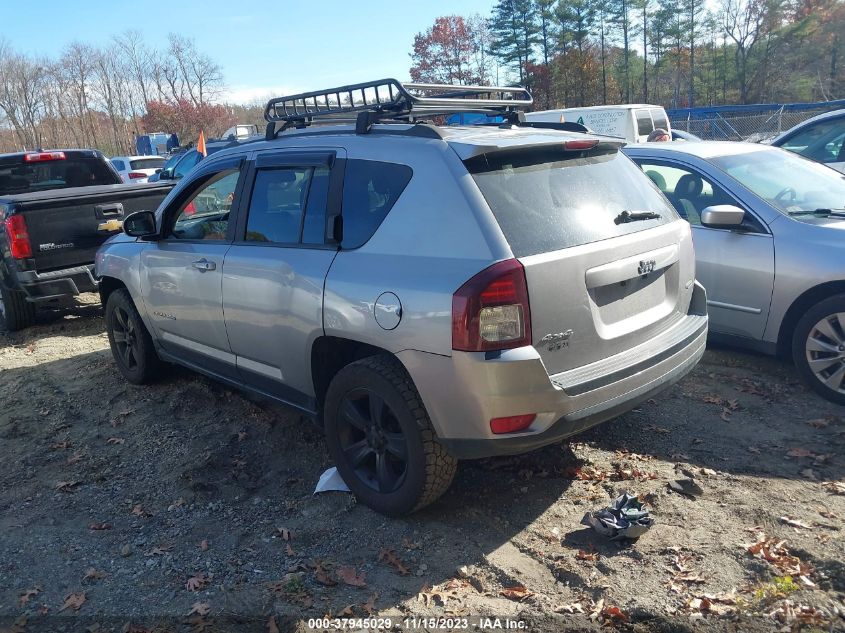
[197,131,207,157]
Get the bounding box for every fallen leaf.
[55,480,81,493]
[199,539,209,551]
[747,533,814,582]
[576,549,598,562]
[66,452,84,465]
[720,409,732,422]
[59,592,86,612]
[267,615,280,633]
[186,573,210,592]
[361,593,378,616]
[237,431,247,441]
[748,446,761,454]
[187,602,210,616]
[145,544,173,556]
[89,522,112,531]
[500,585,534,602]
[131,504,148,517]
[285,543,295,556]
[780,516,813,530]
[822,481,845,495]
[19,587,40,606]
[602,605,629,623]
[106,437,125,445]
[168,497,186,511]
[725,399,740,411]
[378,548,410,575]
[276,527,291,541]
[806,418,830,429]
[703,395,722,404]
[82,568,106,582]
[787,448,816,458]
[338,605,355,616]
[337,566,367,587]
[555,602,585,614]
[314,563,337,586]
[51,441,72,450]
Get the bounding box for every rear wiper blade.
[614,210,661,224]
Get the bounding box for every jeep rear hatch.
[464,145,696,377]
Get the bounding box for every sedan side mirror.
[700,204,745,228]
[123,210,158,238]
[158,168,173,180]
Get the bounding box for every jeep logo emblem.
[638,259,656,275]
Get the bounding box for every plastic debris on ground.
[581,492,654,540]
[313,467,351,494]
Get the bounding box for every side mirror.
[123,211,158,238]
[158,168,173,180]
[700,204,745,228]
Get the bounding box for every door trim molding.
[706,299,762,314]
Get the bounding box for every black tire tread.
[347,355,457,513]
[106,289,161,384]
[0,285,36,331]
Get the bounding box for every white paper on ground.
[313,466,351,494]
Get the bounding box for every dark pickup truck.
[0,149,174,330]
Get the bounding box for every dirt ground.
[1,295,844,633]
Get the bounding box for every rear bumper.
[14,264,98,301]
[398,283,707,459]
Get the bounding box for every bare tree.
[0,41,48,149]
[167,34,223,106]
[721,0,767,103]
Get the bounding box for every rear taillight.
[127,172,146,179]
[4,215,32,259]
[23,151,66,162]
[452,259,532,352]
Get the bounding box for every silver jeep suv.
[95,80,707,515]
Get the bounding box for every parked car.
[770,109,845,174]
[0,149,175,330]
[96,79,707,515]
[110,155,166,183]
[526,104,672,143]
[624,141,845,403]
[147,140,237,183]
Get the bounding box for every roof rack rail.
[264,78,532,138]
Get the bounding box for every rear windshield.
[466,148,678,257]
[0,156,120,195]
[130,158,165,170]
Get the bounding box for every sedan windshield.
[711,148,845,215]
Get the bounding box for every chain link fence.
[668,101,845,142]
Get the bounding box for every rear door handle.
[192,259,216,272]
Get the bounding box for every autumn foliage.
[142,100,235,144]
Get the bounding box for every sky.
[3,0,496,104]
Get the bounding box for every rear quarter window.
[341,160,412,249]
[636,109,654,136]
[466,148,678,257]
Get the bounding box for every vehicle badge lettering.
[540,329,574,351]
[39,242,74,251]
[638,259,656,275]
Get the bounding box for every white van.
[221,124,260,140]
[526,104,671,143]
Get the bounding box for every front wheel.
[793,295,845,404]
[105,289,161,384]
[323,356,457,516]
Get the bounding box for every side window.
[174,151,201,179]
[636,161,737,227]
[112,159,125,171]
[651,109,669,131]
[781,119,845,163]
[341,160,412,249]
[635,109,654,137]
[245,167,313,243]
[170,170,239,240]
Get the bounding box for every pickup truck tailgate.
[10,183,173,271]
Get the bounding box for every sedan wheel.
[793,295,845,404]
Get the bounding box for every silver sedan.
[624,141,845,403]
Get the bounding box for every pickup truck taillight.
[4,215,33,259]
[452,259,532,352]
[127,172,146,179]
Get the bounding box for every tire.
[792,294,845,405]
[105,289,161,385]
[0,284,36,332]
[323,356,457,516]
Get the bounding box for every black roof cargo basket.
[264,78,533,137]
